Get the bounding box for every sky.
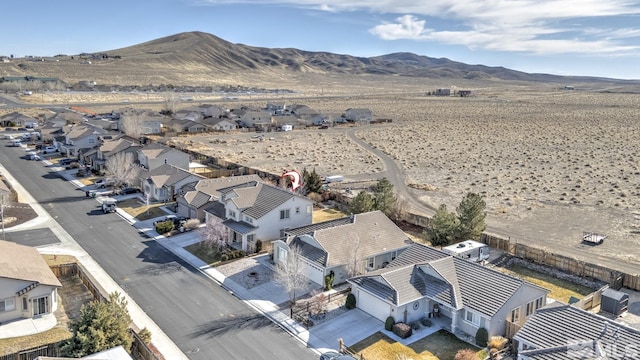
[2,0,640,80]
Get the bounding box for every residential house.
[347,243,549,339]
[0,240,62,326]
[88,137,142,175]
[38,123,64,142]
[203,180,314,252]
[513,303,640,359]
[344,108,373,123]
[173,119,207,133]
[273,211,413,286]
[184,104,227,118]
[239,110,273,128]
[0,112,38,128]
[58,125,107,157]
[201,117,237,131]
[141,163,205,202]
[174,110,204,123]
[137,142,190,171]
[176,175,262,221]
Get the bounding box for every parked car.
[26,152,41,161]
[153,215,187,227]
[118,187,140,195]
[41,146,57,154]
[320,352,355,360]
[59,158,74,166]
[94,178,116,188]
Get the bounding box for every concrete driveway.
[308,308,383,351]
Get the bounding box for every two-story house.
[203,180,313,253]
[239,110,273,129]
[348,243,550,340]
[137,142,190,171]
[88,137,142,175]
[140,163,205,202]
[58,125,107,157]
[176,175,262,221]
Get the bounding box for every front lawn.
[185,241,223,265]
[500,264,595,303]
[117,198,168,221]
[350,330,485,360]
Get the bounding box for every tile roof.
[222,218,257,234]
[194,175,262,199]
[145,163,204,187]
[284,216,355,237]
[220,181,305,219]
[0,240,62,287]
[183,190,213,208]
[138,142,173,159]
[515,304,640,360]
[304,211,412,267]
[350,243,545,314]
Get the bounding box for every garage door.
[301,260,324,286]
[357,289,391,321]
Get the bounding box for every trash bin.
[85,191,90,197]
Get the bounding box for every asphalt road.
[0,144,316,360]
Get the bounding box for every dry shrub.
[307,192,323,203]
[454,349,478,360]
[488,336,508,350]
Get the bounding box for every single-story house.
[200,117,238,131]
[344,108,372,123]
[348,243,550,339]
[203,180,313,253]
[0,112,38,128]
[513,303,640,359]
[273,211,413,286]
[0,240,62,326]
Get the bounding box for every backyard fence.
[571,285,608,311]
[8,262,162,360]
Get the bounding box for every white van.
[10,139,22,147]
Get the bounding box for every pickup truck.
[102,198,117,213]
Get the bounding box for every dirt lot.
[173,89,640,274]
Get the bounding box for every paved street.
[0,144,316,360]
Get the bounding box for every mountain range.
[2,31,638,87]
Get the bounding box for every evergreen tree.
[456,192,487,240]
[304,168,323,194]
[372,177,396,216]
[424,204,459,247]
[61,292,133,357]
[349,191,375,214]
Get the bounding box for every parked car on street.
[26,152,41,161]
[41,146,57,154]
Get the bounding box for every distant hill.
[2,31,638,87]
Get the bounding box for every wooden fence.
[572,285,608,311]
[1,262,159,360]
[504,320,522,340]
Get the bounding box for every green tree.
[349,191,375,214]
[304,168,323,194]
[456,192,487,240]
[372,177,396,216]
[424,204,459,247]
[61,292,133,357]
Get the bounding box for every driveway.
[309,308,382,350]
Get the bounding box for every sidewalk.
[0,162,189,360]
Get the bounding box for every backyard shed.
[600,288,629,316]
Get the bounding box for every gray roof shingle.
[219,182,305,219]
[515,305,640,360]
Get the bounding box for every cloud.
[369,15,429,40]
[196,0,640,55]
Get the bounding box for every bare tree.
[162,92,177,115]
[120,114,145,139]
[345,234,364,278]
[104,152,139,188]
[198,219,228,254]
[389,198,408,223]
[275,245,308,305]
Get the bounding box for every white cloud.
[197,0,640,55]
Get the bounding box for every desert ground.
[2,81,639,273]
[168,88,640,273]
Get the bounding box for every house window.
[367,257,374,269]
[526,301,535,317]
[465,309,480,325]
[23,297,28,311]
[295,207,300,214]
[280,209,290,220]
[32,296,49,316]
[244,215,253,223]
[535,296,545,310]
[228,210,236,218]
[247,234,255,242]
[306,205,312,215]
[510,307,520,323]
[0,297,15,312]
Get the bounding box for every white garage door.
[357,289,391,321]
[301,260,325,286]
